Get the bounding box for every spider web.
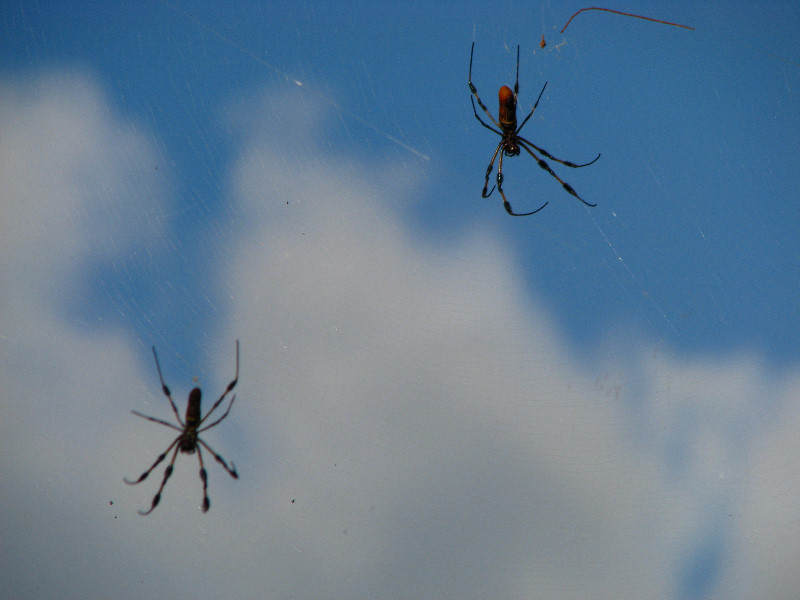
[2,2,800,599]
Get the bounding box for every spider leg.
[124,437,181,485]
[519,136,600,168]
[469,43,503,130]
[470,97,502,135]
[198,340,239,427]
[198,395,236,433]
[496,150,548,216]
[516,82,548,134]
[130,410,184,432]
[198,438,238,479]
[131,441,182,516]
[196,444,211,512]
[519,141,597,207]
[152,346,185,427]
[482,142,503,198]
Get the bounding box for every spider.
[124,341,240,515]
[468,43,600,216]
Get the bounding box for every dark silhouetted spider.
[124,341,240,515]
[468,43,600,216]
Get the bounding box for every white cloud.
[2,72,800,600]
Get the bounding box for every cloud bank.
[2,70,799,600]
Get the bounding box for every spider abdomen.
[498,85,517,132]
[185,388,202,426]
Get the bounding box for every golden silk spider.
[468,43,600,216]
[124,341,240,515]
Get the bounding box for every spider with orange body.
[468,43,600,216]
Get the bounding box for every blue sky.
[2,2,800,599]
